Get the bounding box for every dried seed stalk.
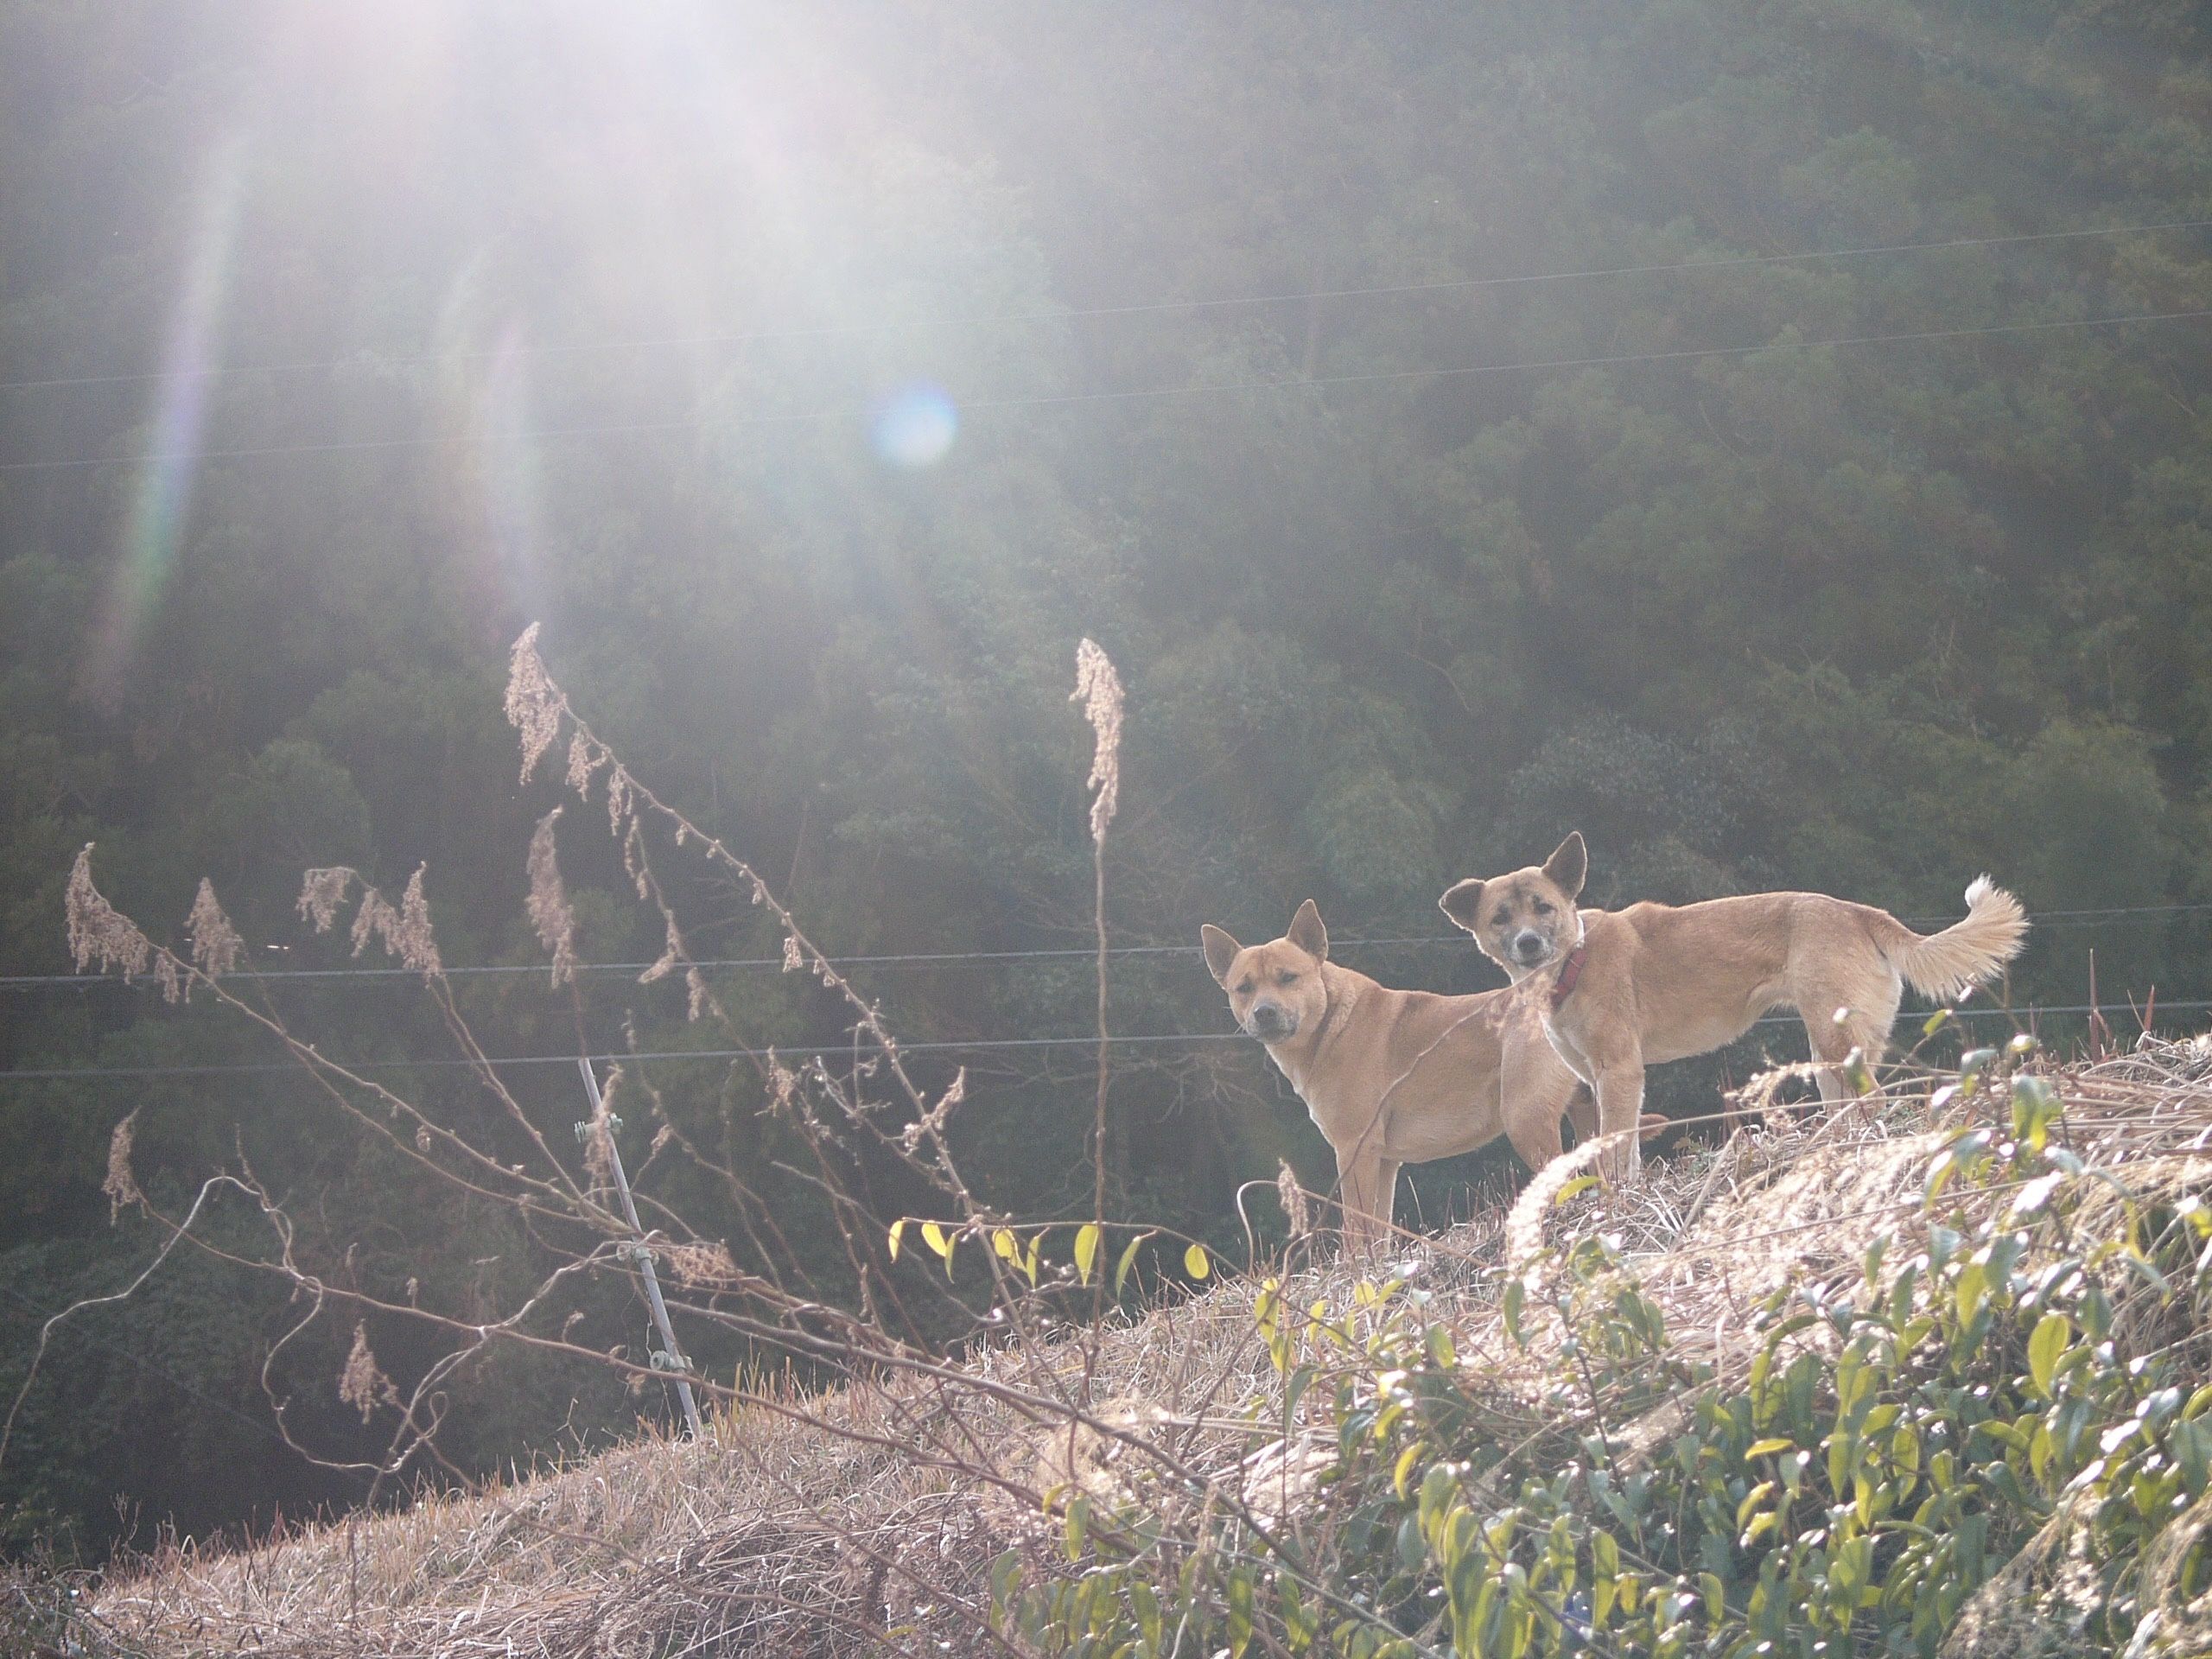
[525,808,579,988]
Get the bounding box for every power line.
[2,901,2205,990]
[1,1001,2204,1087]
[0,937,1335,988]
[6,303,2211,474]
[2017,911,2212,925]
[6,215,2206,397]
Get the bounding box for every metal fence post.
[576,1058,703,1440]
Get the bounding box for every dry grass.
[82,1035,2212,1657]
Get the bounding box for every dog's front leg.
[1334,1148,1395,1255]
[1371,1158,1401,1251]
[1588,1050,1648,1185]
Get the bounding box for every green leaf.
[1185,1243,1211,1280]
[2012,1075,2061,1150]
[988,1549,1022,1619]
[1285,1363,1314,1429]
[1955,1260,1988,1325]
[1115,1231,1147,1295]
[1843,1051,1876,1096]
[2122,1250,2175,1299]
[1131,1580,1163,1649]
[2028,1312,2071,1399]
[921,1221,951,1259]
[1926,1150,1961,1202]
[1228,1564,1255,1659]
[1395,1510,1426,1570]
[1395,1442,1425,1501]
[1891,1421,1921,1478]
[1420,1462,1458,1530]
[1736,1480,1775,1530]
[2173,1417,2211,1498]
[1502,1278,1527,1346]
[1073,1223,1101,1285]
[1279,1578,1314,1653]
[887,1218,906,1261]
[1700,1572,1727,1628]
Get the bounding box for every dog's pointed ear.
[1543,832,1587,899]
[1287,899,1328,961]
[1200,925,1243,986]
[1439,878,1484,933]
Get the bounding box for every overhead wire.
[0,900,2205,989]
[4,214,2207,395]
[1,1001,2204,1086]
[6,304,2212,474]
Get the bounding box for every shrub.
[994,1046,2212,1657]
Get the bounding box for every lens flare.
[870,383,957,469]
[83,134,248,703]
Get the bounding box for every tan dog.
[1439,833,2029,1179]
[1202,899,1606,1251]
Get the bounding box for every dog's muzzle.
[1510,929,1551,968]
[1247,1001,1296,1041]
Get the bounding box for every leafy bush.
[992,1050,2212,1657]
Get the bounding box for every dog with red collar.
[1440,834,2028,1182]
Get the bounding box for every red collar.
[1548,943,1589,1011]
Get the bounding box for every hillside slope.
[62,1036,2212,1656]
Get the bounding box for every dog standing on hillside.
[1439,833,2030,1180]
[1204,899,1630,1251]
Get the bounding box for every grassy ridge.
[25,1035,2212,1657]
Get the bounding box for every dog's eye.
[1276,970,1299,986]
[1236,978,1255,996]
[1492,907,1510,925]
[1534,899,1554,916]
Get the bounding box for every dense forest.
[4,0,2212,1560]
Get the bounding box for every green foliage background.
[3,0,2211,1557]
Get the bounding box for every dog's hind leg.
[1804,989,1898,1109]
[1806,1007,1853,1106]
[1506,1101,1568,1174]
[1372,1158,1401,1249]
[1564,1084,1598,1145]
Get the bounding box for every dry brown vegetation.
[61,1033,2212,1657]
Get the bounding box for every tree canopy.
[3,0,2211,1556]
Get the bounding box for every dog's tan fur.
[1202,899,1611,1251]
[1440,833,2030,1179]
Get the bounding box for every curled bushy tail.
[1879,876,2029,1001]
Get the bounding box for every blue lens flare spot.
[870,384,958,469]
